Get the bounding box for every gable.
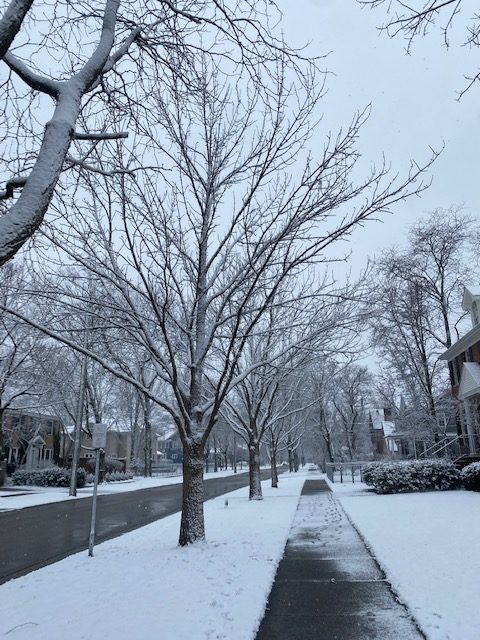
[459,362,480,400]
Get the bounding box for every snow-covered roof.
[382,421,395,437]
[158,426,178,441]
[369,408,396,436]
[459,362,480,400]
[369,408,386,430]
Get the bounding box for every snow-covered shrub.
[462,462,480,492]
[105,457,124,472]
[11,467,86,488]
[360,462,381,486]
[86,473,95,485]
[104,470,133,482]
[361,460,461,494]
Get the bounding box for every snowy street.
[0,469,274,584]
[0,468,243,512]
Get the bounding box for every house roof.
[382,421,395,437]
[160,427,178,441]
[369,409,384,431]
[440,323,480,362]
[459,362,480,400]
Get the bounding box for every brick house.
[440,286,480,459]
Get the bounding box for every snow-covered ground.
[330,480,480,640]
[0,468,242,511]
[0,472,306,640]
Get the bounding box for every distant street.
[0,469,272,585]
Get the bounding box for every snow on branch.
[0,175,27,200]
[3,52,61,97]
[73,131,129,141]
[0,0,33,59]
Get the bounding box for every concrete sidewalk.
[256,479,425,640]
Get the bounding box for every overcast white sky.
[279,0,480,273]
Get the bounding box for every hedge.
[11,467,87,488]
[361,459,462,494]
[462,462,480,492]
[104,470,134,482]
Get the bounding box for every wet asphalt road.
[0,469,272,585]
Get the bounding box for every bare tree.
[0,0,314,265]
[331,364,372,460]
[265,390,307,487]
[370,209,476,440]
[222,286,361,498]
[360,0,480,96]
[0,263,54,457]
[306,359,342,465]
[4,52,433,543]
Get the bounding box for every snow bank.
[337,488,480,640]
[0,472,306,640]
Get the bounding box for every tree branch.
[3,52,60,97]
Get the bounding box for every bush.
[462,462,480,491]
[104,470,133,482]
[86,456,124,474]
[361,459,461,494]
[11,467,86,488]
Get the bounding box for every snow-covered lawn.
[0,468,241,511]
[0,472,306,640]
[330,481,480,640]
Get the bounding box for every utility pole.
[88,423,107,557]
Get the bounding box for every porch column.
[463,399,478,455]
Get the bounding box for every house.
[369,407,399,456]
[440,286,480,460]
[60,423,132,470]
[2,409,63,470]
[157,428,183,463]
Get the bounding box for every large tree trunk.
[270,447,278,488]
[324,434,334,463]
[179,440,206,546]
[248,439,263,500]
[0,0,34,60]
[213,432,218,472]
[288,446,294,472]
[204,440,210,473]
[143,412,152,478]
[0,407,5,461]
[293,450,299,472]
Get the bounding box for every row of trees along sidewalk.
[0,1,435,545]
[0,266,159,473]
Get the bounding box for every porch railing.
[418,434,477,460]
[325,462,368,483]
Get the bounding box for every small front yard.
[331,481,479,640]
